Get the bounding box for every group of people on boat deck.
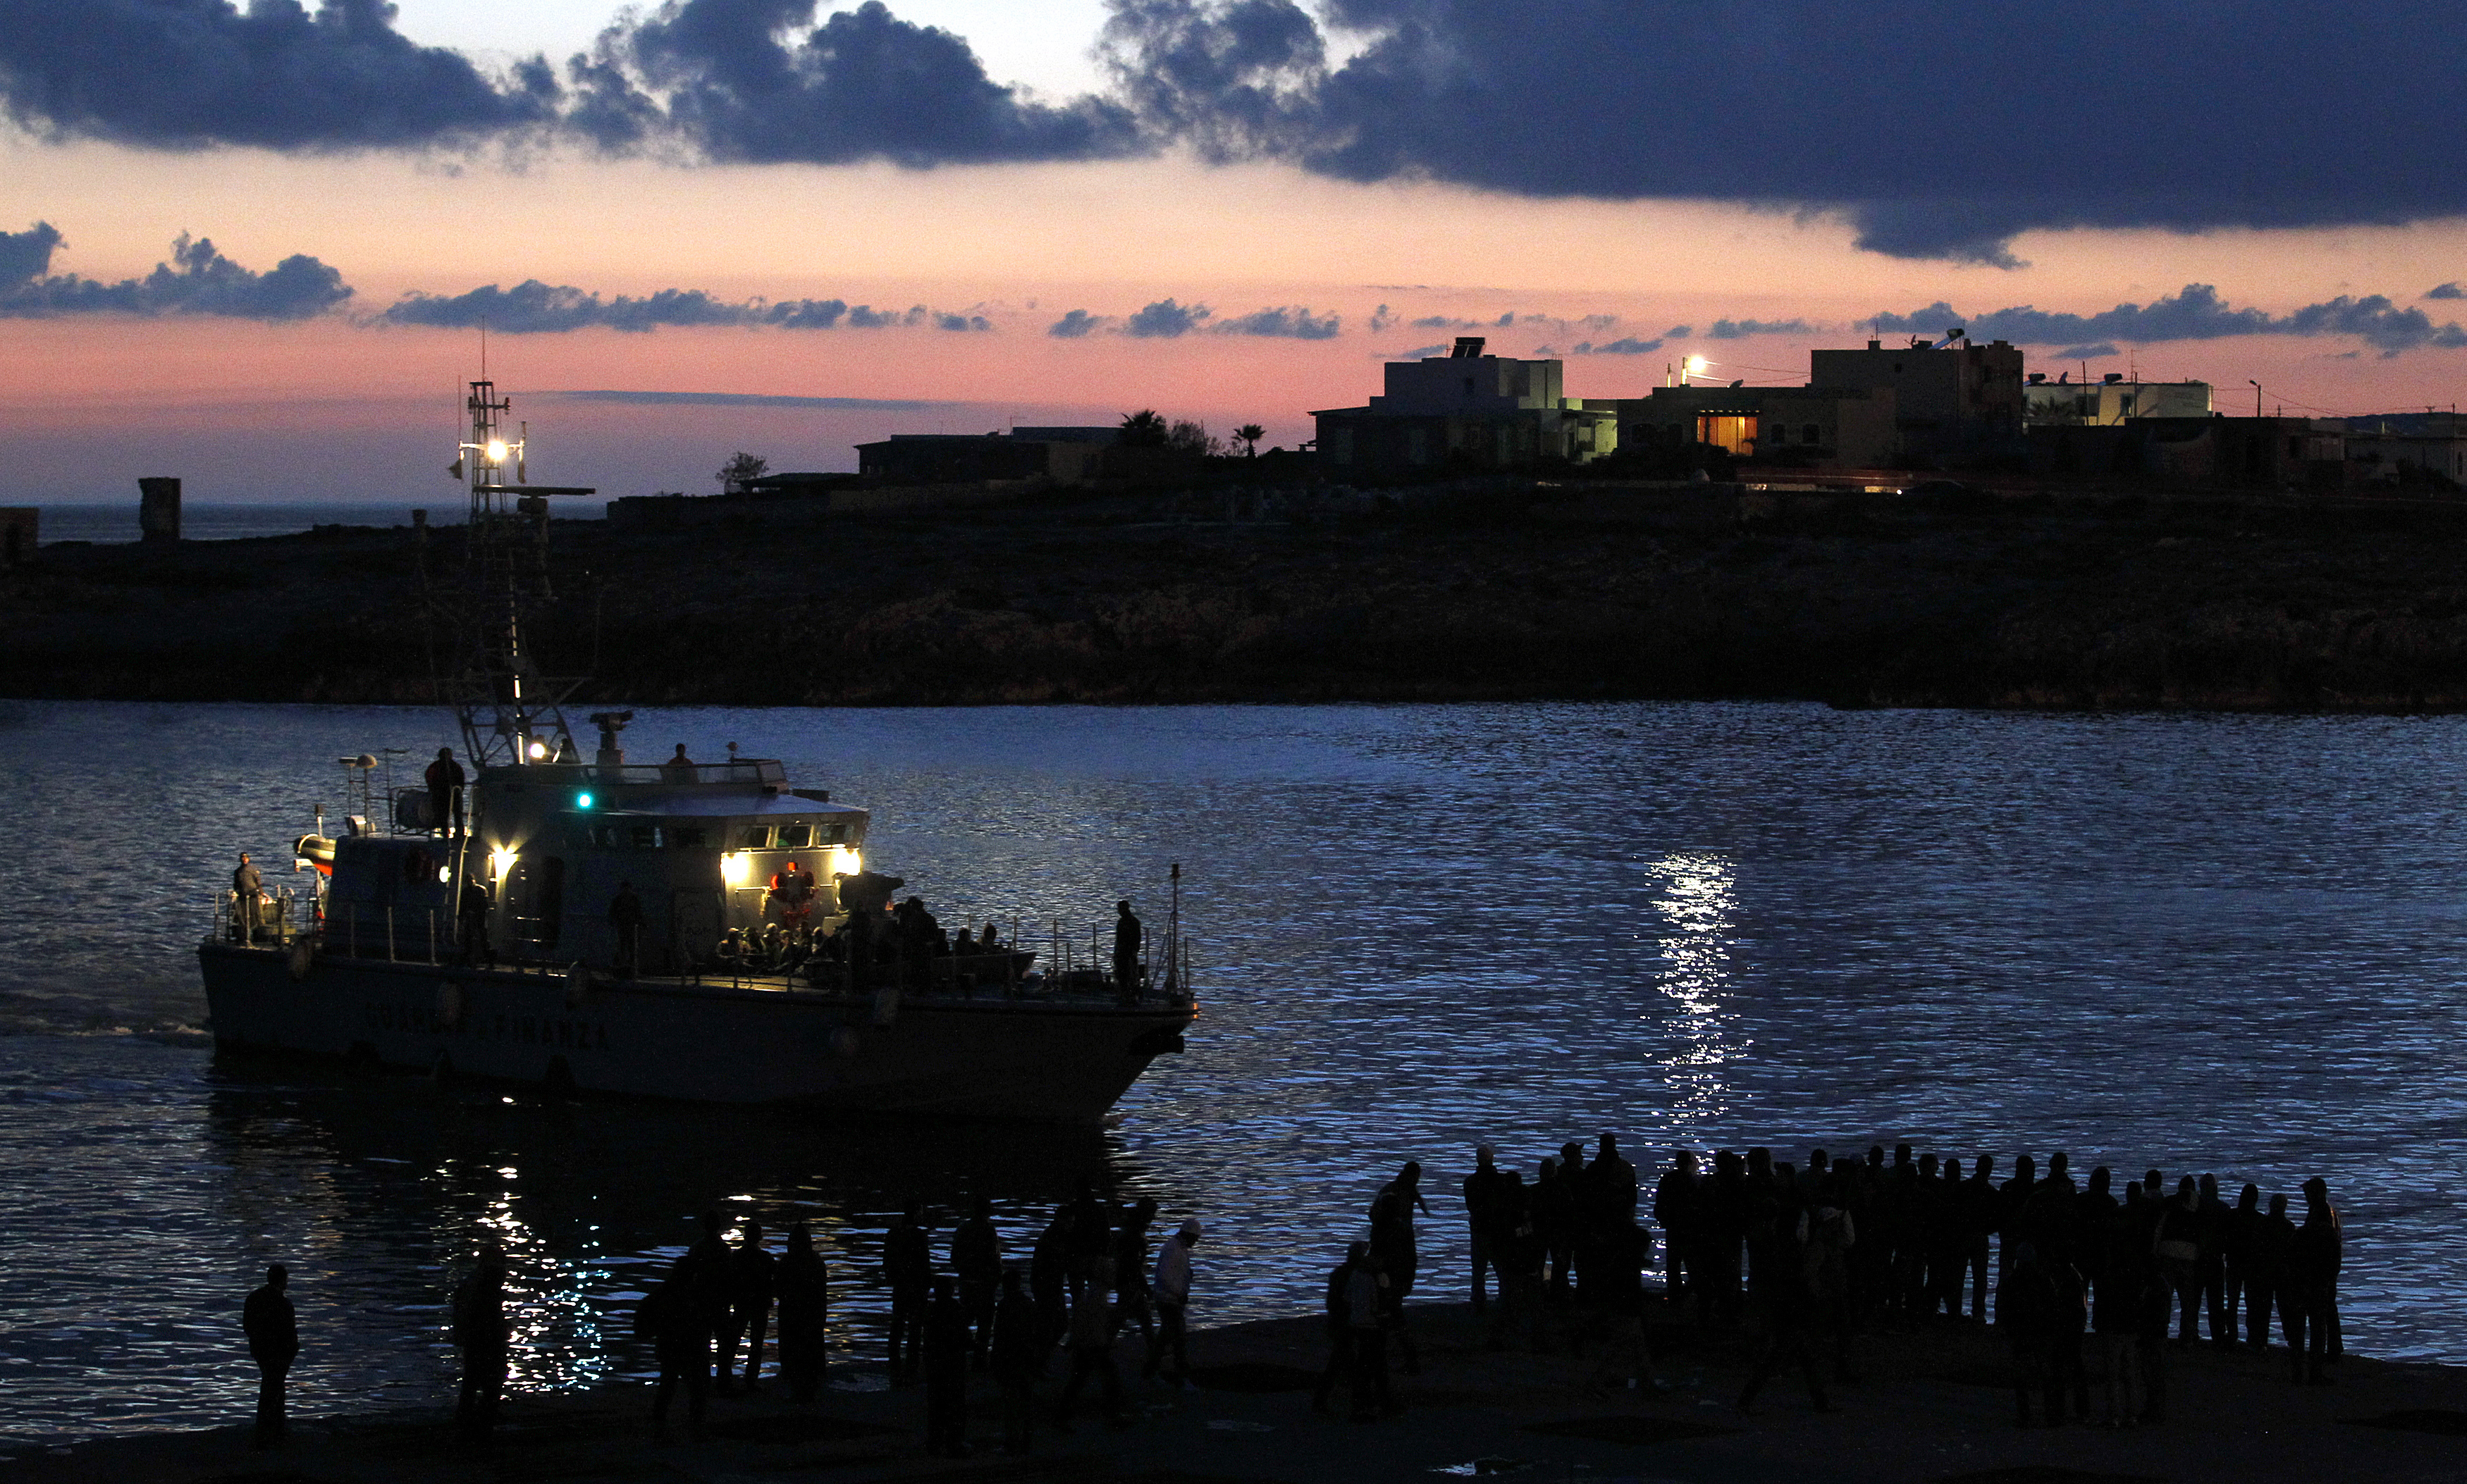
[707,886,1029,989]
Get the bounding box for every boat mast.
[431,375,597,767]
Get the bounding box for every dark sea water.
[35,502,609,545]
[3,699,2465,1447]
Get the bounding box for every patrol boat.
[195,381,1195,1121]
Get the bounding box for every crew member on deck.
[770,860,816,931]
[232,853,263,940]
[1113,900,1143,1003]
[424,748,467,836]
[662,744,697,783]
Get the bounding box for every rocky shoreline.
[4,1301,2459,1483]
[12,483,2467,711]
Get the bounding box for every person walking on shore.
[1147,1218,1201,1385]
[1370,1163,1429,1374]
[452,1242,512,1440]
[639,1260,711,1442]
[1653,1151,1702,1314]
[242,1265,298,1449]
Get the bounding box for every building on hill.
[855,428,1121,485]
[2342,412,2467,486]
[2028,416,2348,490]
[1809,333,2026,459]
[1312,337,1616,476]
[1596,384,1897,469]
[2024,376,2215,426]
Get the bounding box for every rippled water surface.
[4,699,2466,1446]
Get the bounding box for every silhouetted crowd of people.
[1409,1137,2349,1428]
[234,1139,2351,1452]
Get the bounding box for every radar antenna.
[425,376,597,767]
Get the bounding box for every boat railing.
[210,886,304,947]
[474,760,789,787]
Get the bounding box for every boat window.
[777,823,812,848]
[629,825,660,849]
[670,827,707,849]
[737,826,772,849]
[822,822,849,844]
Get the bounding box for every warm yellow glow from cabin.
[720,851,753,887]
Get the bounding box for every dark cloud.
[551,388,978,411]
[1216,304,1337,338]
[0,228,350,319]
[1124,297,1209,337]
[1571,336,1668,355]
[2429,283,2465,300]
[1389,342,1446,359]
[1874,283,2467,357]
[0,0,556,150]
[2053,343,2120,361]
[0,221,63,287]
[1707,318,1815,340]
[1095,0,2467,265]
[570,0,1138,166]
[1047,309,1106,338]
[1367,303,1392,331]
[379,280,961,334]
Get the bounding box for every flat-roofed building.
[1599,384,1898,469]
[2025,376,2215,426]
[1312,337,1616,475]
[1810,333,2026,457]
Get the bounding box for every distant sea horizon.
[32,500,609,545]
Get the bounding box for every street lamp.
[2248,379,2263,419]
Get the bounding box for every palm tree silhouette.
[1234,423,1265,458]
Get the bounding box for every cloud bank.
[377,280,986,333]
[1095,0,2467,265]
[0,0,555,149]
[1874,283,2467,357]
[0,223,351,319]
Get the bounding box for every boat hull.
[197,943,1193,1123]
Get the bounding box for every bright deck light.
[575,792,593,809]
[526,740,548,760]
[720,851,753,887]
[486,439,509,462]
[489,847,516,882]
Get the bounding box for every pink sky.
[6,132,2467,505]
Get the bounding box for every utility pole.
[2248,379,2263,419]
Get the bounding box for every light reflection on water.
[5,699,2467,1447]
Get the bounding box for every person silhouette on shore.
[1463,1144,1511,1311]
[1146,1218,1201,1385]
[990,1270,1043,1455]
[1054,1254,1124,1430]
[1654,1151,1702,1313]
[452,1242,511,1439]
[2289,1177,2343,1383]
[718,1220,774,1392]
[952,1197,1003,1368]
[639,1259,710,1442]
[924,1278,972,1457]
[242,1264,298,1449]
[885,1205,933,1385]
[775,1223,828,1403]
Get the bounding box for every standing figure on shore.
[1960,1156,1998,1322]
[1653,1151,1702,1314]
[1146,1218,1201,1385]
[885,1205,933,1386]
[718,1220,774,1392]
[1735,1195,1831,1416]
[990,1270,1042,1455]
[2155,1177,2205,1347]
[1311,1242,1365,1413]
[952,1197,1003,1370]
[775,1223,828,1403]
[923,1278,972,1457]
[2248,1192,2292,1354]
[1112,900,1143,1002]
[242,1264,298,1449]
[1463,1145,1510,1311]
[1110,1197,1157,1350]
[639,1259,711,1442]
[425,747,467,836]
[1031,1205,1073,1350]
[1054,1254,1124,1430]
[451,1242,512,1439]
[2287,1178,2343,1383]
[1347,1247,1397,1421]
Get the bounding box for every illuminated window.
[1695,414,1759,456]
[777,824,812,848]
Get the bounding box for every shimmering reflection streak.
[1646,852,1744,1132]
